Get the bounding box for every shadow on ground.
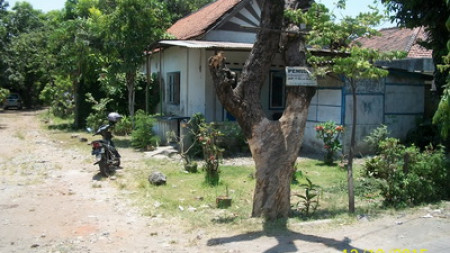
[207,219,364,252]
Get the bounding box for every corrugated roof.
[167,0,242,40]
[355,27,432,58]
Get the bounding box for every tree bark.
[208,0,315,221]
[126,71,136,119]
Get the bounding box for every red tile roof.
[167,0,242,40]
[356,27,432,58]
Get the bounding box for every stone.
[148,171,167,186]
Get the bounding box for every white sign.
[285,66,317,86]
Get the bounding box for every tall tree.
[209,0,315,221]
[102,0,169,119]
[1,2,51,107]
[157,0,213,23]
[304,2,406,212]
[433,1,450,139]
[0,0,10,87]
[46,0,103,127]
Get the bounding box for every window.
[167,72,180,105]
[269,72,285,109]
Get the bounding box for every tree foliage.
[0,0,171,128]
[432,1,450,140]
[291,1,405,213]
[157,0,214,24]
[99,0,170,119]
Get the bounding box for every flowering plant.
[315,121,344,165]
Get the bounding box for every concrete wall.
[302,75,344,153]
[384,73,425,140]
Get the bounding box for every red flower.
[315,125,324,131]
[335,125,343,132]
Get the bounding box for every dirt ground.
[1,109,450,253]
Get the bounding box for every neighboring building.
[146,0,433,154]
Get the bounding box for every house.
[146,0,433,154]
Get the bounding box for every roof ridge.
[405,27,420,52]
[167,0,242,40]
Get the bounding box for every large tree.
[102,0,169,119]
[209,0,315,220]
[46,0,102,127]
[1,2,51,107]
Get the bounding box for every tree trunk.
[208,0,315,221]
[72,79,81,129]
[126,71,136,119]
[347,80,356,213]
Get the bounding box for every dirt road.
[1,109,450,253]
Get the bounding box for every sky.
[6,0,394,28]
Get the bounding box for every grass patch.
[112,154,385,233]
[117,158,256,231]
[39,111,392,233]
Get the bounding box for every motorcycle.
[90,112,122,177]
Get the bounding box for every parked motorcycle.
[90,112,122,177]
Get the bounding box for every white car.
[3,93,23,110]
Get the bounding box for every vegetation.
[2,0,449,226]
[42,112,449,231]
[115,152,377,229]
[130,110,160,150]
[314,121,344,165]
[382,0,450,140]
[295,177,321,216]
[363,138,449,208]
[364,124,389,154]
[197,121,224,186]
[0,0,209,127]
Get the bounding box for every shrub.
[114,115,132,136]
[131,110,160,150]
[40,75,74,118]
[364,124,389,154]
[314,121,344,165]
[216,121,248,155]
[85,93,112,131]
[197,121,224,186]
[363,137,449,208]
[185,113,205,159]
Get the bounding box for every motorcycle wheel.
[98,159,110,177]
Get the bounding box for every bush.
[363,137,449,208]
[364,124,389,154]
[114,115,132,136]
[85,93,112,131]
[40,75,74,118]
[131,110,160,150]
[216,121,248,156]
[314,121,344,165]
[197,120,224,186]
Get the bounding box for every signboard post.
[285,66,317,86]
